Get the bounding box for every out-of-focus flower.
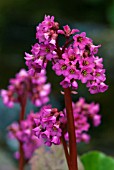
[33,97,101,145]
[8,112,43,160]
[33,105,66,146]
[64,97,101,143]
[1,69,51,107]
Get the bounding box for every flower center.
[96,73,100,77]
[53,127,57,131]
[61,64,67,70]
[82,70,87,76]
[39,56,44,60]
[70,69,75,74]
[45,48,50,53]
[69,55,75,61]
[77,36,83,42]
[94,48,97,53]
[83,60,89,66]
[92,86,97,90]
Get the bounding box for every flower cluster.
[33,98,101,145]
[33,105,66,146]
[1,69,51,107]
[8,112,42,160]
[25,15,59,75]
[25,15,108,94]
[64,97,101,143]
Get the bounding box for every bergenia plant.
[24,15,108,170]
[1,15,108,170]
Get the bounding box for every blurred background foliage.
[0,0,114,168]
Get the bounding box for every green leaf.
[81,151,114,170]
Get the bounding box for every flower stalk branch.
[64,87,78,170]
[19,95,27,170]
[61,133,71,169]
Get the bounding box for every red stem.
[61,133,71,170]
[62,39,73,53]
[19,141,24,170]
[19,97,27,170]
[55,38,78,169]
[55,38,62,58]
[64,87,78,170]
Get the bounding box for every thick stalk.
[19,97,27,170]
[64,87,78,170]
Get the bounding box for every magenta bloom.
[52,59,69,76]
[64,97,101,143]
[58,25,79,37]
[33,105,66,146]
[73,32,92,49]
[1,69,51,107]
[8,112,43,160]
[24,15,108,94]
[80,67,93,83]
[36,15,59,44]
[33,97,101,145]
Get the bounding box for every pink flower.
[8,112,43,160]
[79,57,95,69]
[80,67,93,83]
[33,97,101,145]
[90,44,101,55]
[93,69,106,83]
[52,59,69,76]
[62,47,79,65]
[31,43,40,56]
[1,69,51,107]
[99,82,108,93]
[67,65,80,79]
[60,77,71,88]
[58,25,79,37]
[94,56,103,69]
[33,105,66,146]
[73,32,92,49]
[64,97,101,143]
[36,15,59,44]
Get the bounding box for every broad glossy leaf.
[81,151,114,170]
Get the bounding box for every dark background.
[0,0,114,168]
